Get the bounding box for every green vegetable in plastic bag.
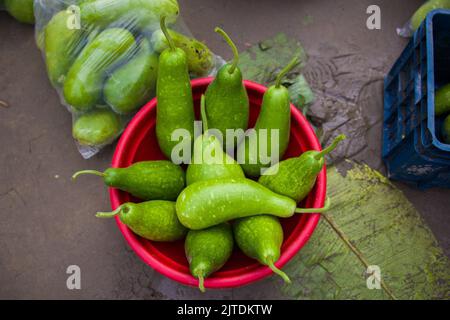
[104,38,159,114]
[34,0,222,158]
[44,10,87,87]
[72,108,122,146]
[79,0,180,30]
[63,28,136,112]
[4,0,35,24]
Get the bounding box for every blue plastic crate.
[383,41,418,159]
[384,129,449,184]
[416,10,450,158]
[382,9,450,189]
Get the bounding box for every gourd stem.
[314,134,346,160]
[198,274,206,293]
[95,206,122,218]
[275,56,299,88]
[72,170,105,180]
[200,94,208,132]
[267,258,291,284]
[215,27,239,74]
[294,197,331,214]
[160,16,175,51]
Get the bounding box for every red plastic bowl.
[109,78,326,289]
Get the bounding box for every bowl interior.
[110,78,325,288]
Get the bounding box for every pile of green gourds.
[36,0,214,150]
[73,17,345,292]
[435,84,450,143]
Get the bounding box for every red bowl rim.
[109,78,326,289]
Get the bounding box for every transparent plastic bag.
[397,0,450,37]
[34,0,223,158]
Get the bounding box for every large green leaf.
[238,33,314,110]
[237,34,449,299]
[281,162,450,300]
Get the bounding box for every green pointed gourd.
[185,223,233,292]
[104,38,159,115]
[151,29,214,76]
[176,178,331,230]
[238,57,299,178]
[156,16,195,160]
[186,95,244,185]
[233,215,290,284]
[96,200,187,242]
[183,95,240,292]
[44,10,87,87]
[72,108,122,146]
[204,27,249,151]
[63,28,136,112]
[259,134,346,203]
[72,160,185,201]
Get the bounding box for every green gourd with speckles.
[238,57,299,178]
[156,16,195,160]
[259,134,346,203]
[72,109,122,146]
[186,95,244,185]
[176,178,331,230]
[204,28,249,151]
[104,38,159,115]
[72,160,185,201]
[96,200,187,242]
[64,28,136,112]
[151,29,213,76]
[233,215,290,284]
[185,223,233,292]
[184,95,240,292]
